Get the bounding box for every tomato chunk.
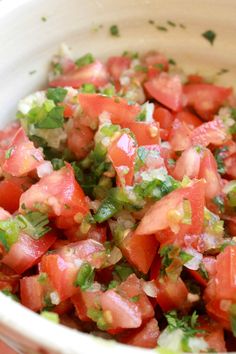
[0,179,24,213]
[20,275,44,312]
[106,56,131,81]
[156,277,188,311]
[145,73,183,111]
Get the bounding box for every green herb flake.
[5,147,13,159]
[110,25,119,37]
[167,20,176,27]
[214,146,228,175]
[168,58,176,65]
[0,230,10,251]
[41,311,59,324]
[41,16,47,22]
[46,87,67,104]
[74,262,95,291]
[148,19,155,25]
[75,53,94,68]
[217,68,229,76]
[15,211,51,239]
[114,263,134,281]
[38,273,48,284]
[165,310,203,338]
[29,70,37,75]
[51,158,65,171]
[1,289,19,302]
[130,295,140,303]
[212,195,225,213]
[134,65,148,73]
[156,25,168,32]
[202,30,216,45]
[81,83,96,93]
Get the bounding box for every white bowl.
[0,0,236,353]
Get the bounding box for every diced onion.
[183,247,203,270]
[142,280,158,298]
[37,161,53,178]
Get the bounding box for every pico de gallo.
[0,45,236,352]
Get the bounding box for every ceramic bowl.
[0,0,236,352]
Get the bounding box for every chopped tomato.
[187,74,205,84]
[121,231,159,274]
[77,93,141,127]
[144,73,183,111]
[67,125,94,160]
[143,51,169,71]
[106,56,131,82]
[2,231,57,274]
[49,60,109,88]
[20,164,88,218]
[0,179,24,213]
[108,133,136,186]
[174,110,202,129]
[198,148,222,200]
[0,265,19,293]
[119,318,160,348]
[20,275,44,311]
[225,153,236,179]
[125,121,160,146]
[173,146,201,180]
[191,118,228,147]
[198,317,226,352]
[0,121,20,149]
[72,287,102,321]
[100,289,142,329]
[153,106,174,134]
[136,180,205,238]
[168,119,192,151]
[64,224,107,243]
[118,274,154,320]
[156,277,188,311]
[2,128,44,177]
[184,83,232,120]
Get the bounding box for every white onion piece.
[37,161,53,178]
[183,247,203,270]
[142,280,158,298]
[108,246,122,265]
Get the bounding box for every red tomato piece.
[174,110,202,129]
[0,265,19,293]
[67,125,94,160]
[143,51,169,71]
[225,153,236,179]
[118,274,154,320]
[0,179,24,213]
[20,164,88,218]
[2,231,57,274]
[173,146,201,181]
[168,119,192,151]
[198,148,222,200]
[77,94,141,127]
[49,60,109,88]
[64,223,107,243]
[144,73,183,111]
[0,121,20,149]
[72,288,102,321]
[121,231,159,274]
[198,317,226,352]
[156,277,188,312]
[153,106,174,134]
[187,74,205,84]
[2,128,44,177]
[184,83,232,121]
[108,133,136,186]
[100,289,142,329]
[20,275,44,311]
[106,56,131,81]
[136,180,205,237]
[119,318,160,348]
[191,118,228,147]
[125,121,160,146]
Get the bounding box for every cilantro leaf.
[74,262,95,291]
[75,53,94,68]
[46,88,67,104]
[15,212,51,239]
[110,25,119,37]
[35,106,64,129]
[202,30,216,45]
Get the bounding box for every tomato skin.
[2,128,44,177]
[64,224,107,243]
[136,180,205,238]
[72,288,102,321]
[187,269,208,287]
[156,277,188,312]
[144,73,183,111]
[100,289,142,329]
[106,56,131,81]
[49,60,109,88]
[191,118,228,147]
[67,125,94,160]
[77,93,141,127]
[20,164,88,219]
[125,121,160,146]
[184,83,232,120]
[20,275,43,312]
[198,149,222,200]
[0,121,20,149]
[0,179,24,213]
[2,231,57,274]
[0,265,19,293]
[198,317,226,352]
[225,153,236,179]
[118,274,154,320]
[173,146,201,180]
[168,119,192,151]
[174,110,202,129]
[108,133,136,186]
[153,106,173,134]
[119,318,160,348]
[121,232,159,274]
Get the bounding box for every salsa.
[0,46,236,352]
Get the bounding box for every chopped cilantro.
[214,146,228,175]
[41,16,47,22]
[41,311,59,323]
[81,83,96,93]
[168,58,176,65]
[110,25,119,37]
[25,103,64,129]
[230,304,236,337]
[212,195,225,212]
[217,68,229,76]
[130,295,140,302]
[156,25,168,32]
[5,147,13,159]
[100,124,120,137]
[202,30,216,45]
[114,263,134,281]
[134,65,148,73]
[74,262,95,291]
[46,88,67,103]
[38,273,48,284]
[75,53,94,68]
[165,310,203,338]
[15,211,51,239]
[167,20,176,27]
[29,70,37,75]
[51,158,65,171]
[52,62,63,75]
